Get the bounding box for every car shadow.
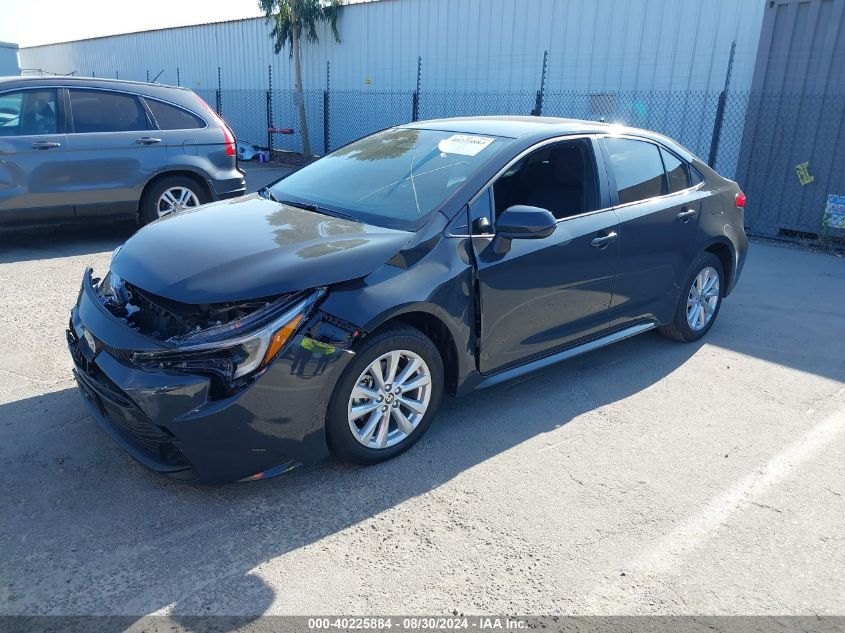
[0,330,701,619]
[0,221,137,264]
[702,242,845,384]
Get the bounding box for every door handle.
[30,141,61,150]
[135,137,162,145]
[590,231,618,249]
[676,208,697,223]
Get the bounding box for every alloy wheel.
[686,265,720,331]
[347,350,432,449]
[157,186,200,217]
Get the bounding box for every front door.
[472,137,620,374]
[0,87,73,224]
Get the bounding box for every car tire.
[140,175,208,225]
[327,325,444,465]
[659,252,725,342]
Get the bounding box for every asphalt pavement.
[240,162,292,192]
[0,214,843,615]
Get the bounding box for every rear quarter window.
[660,147,690,194]
[689,165,705,185]
[146,99,205,130]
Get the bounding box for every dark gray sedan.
[0,76,244,228]
[68,117,748,483]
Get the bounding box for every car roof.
[0,75,206,114]
[405,115,616,138]
[0,75,190,92]
[405,116,698,162]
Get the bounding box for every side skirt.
[474,322,657,391]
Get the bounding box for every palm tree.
[259,0,343,157]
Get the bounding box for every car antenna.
[151,70,165,83]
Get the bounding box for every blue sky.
[2,0,263,47]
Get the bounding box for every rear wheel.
[327,325,444,464]
[140,175,208,225]
[659,252,724,342]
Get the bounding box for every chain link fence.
[196,85,842,245]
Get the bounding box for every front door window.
[492,138,600,220]
[0,90,58,137]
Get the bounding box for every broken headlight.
[133,289,324,381]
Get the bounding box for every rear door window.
[604,137,666,204]
[660,147,690,194]
[69,89,149,133]
[0,89,59,136]
[146,99,205,130]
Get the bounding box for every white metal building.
[19,0,766,93]
[10,0,845,240]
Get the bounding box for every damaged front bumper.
[67,269,360,483]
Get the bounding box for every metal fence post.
[216,67,222,116]
[177,68,181,87]
[412,92,420,122]
[267,65,273,155]
[323,91,330,154]
[412,56,422,122]
[708,40,736,168]
[531,50,548,116]
[323,61,331,154]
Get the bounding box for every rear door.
[600,136,705,327]
[64,88,166,217]
[0,87,73,224]
[143,93,237,191]
[142,96,208,161]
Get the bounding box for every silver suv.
[0,76,245,228]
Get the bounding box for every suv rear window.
[0,90,58,136]
[146,99,205,130]
[69,89,149,133]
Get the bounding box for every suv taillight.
[221,124,236,156]
[735,192,746,208]
[194,94,236,157]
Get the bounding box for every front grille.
[97,399,187,466]
[68,329,190,468]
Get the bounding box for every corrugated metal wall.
[19,0,765,93]
[737,0,845,238]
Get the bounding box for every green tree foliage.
[259,0,343,156]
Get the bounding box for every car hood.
[110,194,411,303]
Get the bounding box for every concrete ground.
[0,221,842,615]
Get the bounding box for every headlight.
[226,302,307,378]
[133,290,323,381]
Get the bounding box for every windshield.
[268,127,510,230]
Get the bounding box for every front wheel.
[659,252,724,342]
[327,325,444,464]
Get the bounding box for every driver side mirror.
[491,205,557,254]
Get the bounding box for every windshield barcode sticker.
[438,134,495,156]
